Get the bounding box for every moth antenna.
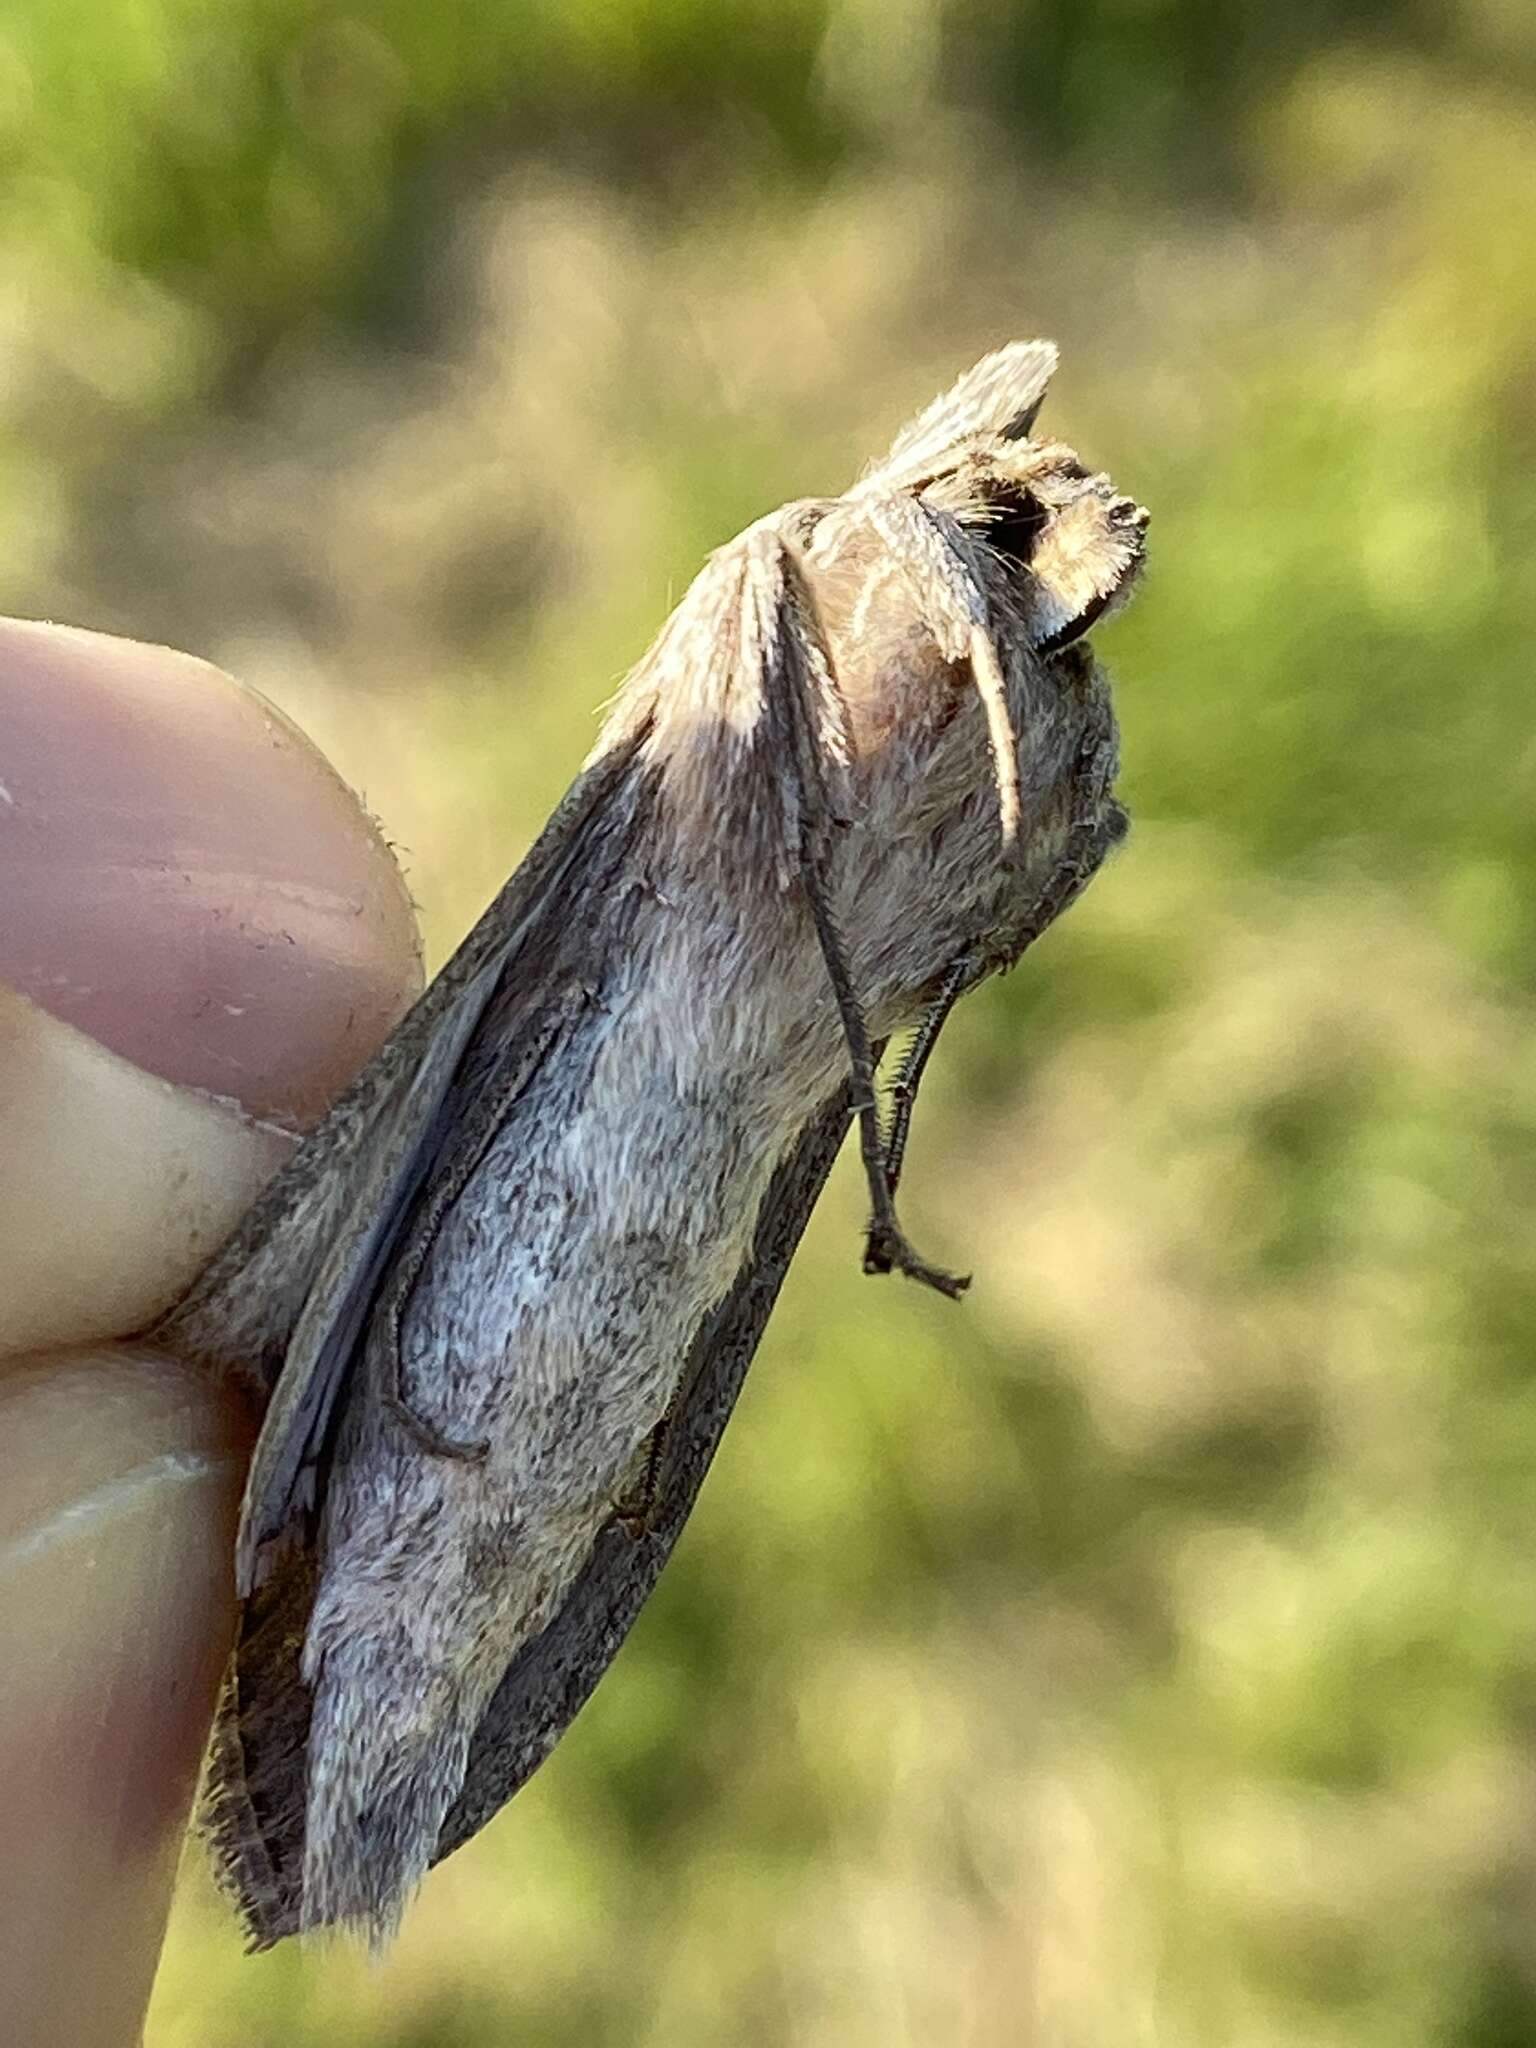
[848,494,1022,851]
[969,622,1022,851]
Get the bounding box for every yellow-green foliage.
[4,3,1535,2042]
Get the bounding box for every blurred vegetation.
[4,0,1535,2041]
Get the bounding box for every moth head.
[864,341,1148,657]
[967,450,1149,653]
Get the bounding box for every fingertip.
[0,616,422,1130]
[0,618,427,1356]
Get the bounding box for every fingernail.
[0,983,294,1355]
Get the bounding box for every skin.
[0,619,422,2048]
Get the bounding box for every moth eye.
[980,484,1050,567]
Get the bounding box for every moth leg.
[610,1416,670,1540]
[797,770,968,1298]
[770,533,969,1301]
[379,1385,490,1462]
[863,955,976,1277]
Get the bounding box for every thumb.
[0,617,422,2046]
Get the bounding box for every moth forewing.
[161,726,651,1396]
[235,948,510,1585]
[156,340,1147,1945]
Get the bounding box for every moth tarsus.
[611,1416,671,1541]
[862,952,978,1280]
[885,956,977,1194]
[156,337,1147,1945]
[862,1218,972,1298]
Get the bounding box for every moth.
[155,340,1148,1947]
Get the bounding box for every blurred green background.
[7,1,1536,2041]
